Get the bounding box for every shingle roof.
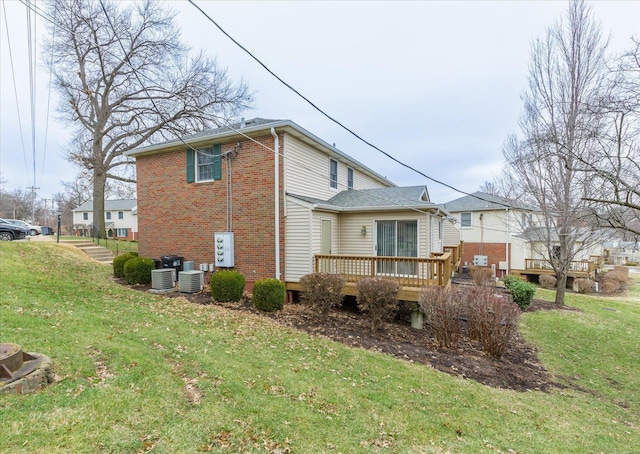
[443,191,537,212]
[288,186,445,213]
[182,118,282,141]
[73,199,137,212]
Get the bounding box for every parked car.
[0,218,30,241]
[6,219,41,236]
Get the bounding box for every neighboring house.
[126,118,451,294]
[443,191,538,276]
[72,199,138,241]
[601,240,639,265]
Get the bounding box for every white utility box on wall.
[214,232,235,267]
[473,255,488,266]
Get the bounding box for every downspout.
[505,208,510,276]
[271,128,281,280]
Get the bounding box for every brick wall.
[136,133,285,289]
[461,242,511,275]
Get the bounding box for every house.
[72,199,138,241]
[602,240,640,265]
[126,118,453,298]
[443,191,538,276]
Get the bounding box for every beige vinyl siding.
[284,197,314,282]
[338,211,433,258]
[443,219,460,247]
[284,135,388,199]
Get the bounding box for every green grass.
[1,242,639,453]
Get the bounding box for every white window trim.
[460,212,472,228]
[196,148,215,183]
[329,158,338,190]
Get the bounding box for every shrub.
[462,285,501,341]
[123,257,155,285]
[419,287,462,349]
[502,274,521,290]
[355,278,401,333]
[469,265,494,286]
[539,274,557,289]
[210,270,245,302]
[252,278,286,312]
[614,265,630,276]
[573,278,596,294]
[508,279,537,310]
[601,269,630,295]
[298,272,344,321]
[113,251,138,278]
[472,296,520,358]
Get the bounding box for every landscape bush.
[252,278,286,312]
[356,278,401,333]
[210,270,245,302]
[462,285,501,341]
[298,272,344,321]
[509,279,537,309]
[123,257,155,285]
[501,274,521,290]
[113,251,138,278]
[538,274,557,289]
[472,296,521,358]
[573,278,596,294]
[419,287,462,349]
[469,265,495,286]
[502,275,536,309]
[600,268,630,295]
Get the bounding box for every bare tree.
[575,38,640,238]
[44,0,251,237]
[503,0,608,305]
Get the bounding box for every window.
[187,144,221,183]
[83,213,88,221]
[118,211,124,220]
[329,159,338,189]
[115,228,128,238]
[376,220,418,275]
[460,212,471,227]
[347,167,354,190]
[521,212,533,227]
[106,212,111,220]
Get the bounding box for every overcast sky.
[1,0,639,205]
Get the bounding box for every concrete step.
[61,239,114,264]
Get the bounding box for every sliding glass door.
[376,220,418,275]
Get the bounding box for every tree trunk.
[92,168,107,239]
[555,271,567,305]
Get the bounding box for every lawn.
[1,241,638,453]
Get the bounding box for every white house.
[72,199,138,241]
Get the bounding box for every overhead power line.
[186,0,510,209]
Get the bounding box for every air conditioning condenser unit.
[152,269,175,290]
[179,270,204,293]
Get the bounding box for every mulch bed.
[123,278,579,392]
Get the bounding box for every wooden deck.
[512,257,602,282]
[286,252,453,302]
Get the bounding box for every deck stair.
[59,239,114,265]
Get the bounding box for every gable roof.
[288,186,446,214]
[125,117,394,188]
[73,199,137,212]
[443,191,537,212]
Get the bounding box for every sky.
[1,0,639,205]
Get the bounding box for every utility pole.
[28,186,39,222]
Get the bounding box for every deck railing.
[443,242,463,266]
[314,253,452,288]
[524,258,597,274]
